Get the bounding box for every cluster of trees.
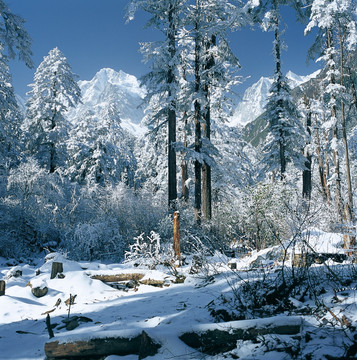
[0,0,356,260]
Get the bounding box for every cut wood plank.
[45,330,160,360]
[90,273,145,282]
[180,317,302,355]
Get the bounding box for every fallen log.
[45,330,160,360]
[180,316,302,355]
[90,273,145,282]
[139,279,165,287]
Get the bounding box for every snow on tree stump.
[44,330,160,359]
[50,262,63,279]
[0,280,5,296]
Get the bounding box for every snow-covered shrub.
[67,222,123,261]
[2,158,71,255]
[125,231,172,268]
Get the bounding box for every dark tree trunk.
[167,3,177,208]
[202,34,215,221]
[272,2,285,180]
[194,4,201,224]
[302,96,312,199]
[181,112,189,202]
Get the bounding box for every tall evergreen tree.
[24,47,81,173]
[306,0,357,223]
[0,0,33,183]
[257,0,306,180]
[127,0,187,209]
[185,0,243,221]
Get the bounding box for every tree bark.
[202,34,215,221]
[339,26,355,247]
[0,280,5,296]
[50,262,63,279]
[173,211,180,263]
[327,29,344,222]
[167,2,177,208]
[194,2,202,224]
[315,124,331,203]
[302,96,312,199]
[181,112,189,202]
[45,331,160,360]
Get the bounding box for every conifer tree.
[24,47,81,173]
[306,0,357,223]
[127,0,186,209]
[257,0,306,180]
[0,0,33,179]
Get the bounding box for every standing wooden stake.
[173,211,180,265]
[51,262,63,279]
[46,314,54,339]
[0,280,5,296]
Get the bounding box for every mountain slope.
[230,70,321,128]
[68,68,146,136]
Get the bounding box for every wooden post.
[46,314,54,339]
[0,280,5,296]
[51,262,63,279]
[173,211,180,264]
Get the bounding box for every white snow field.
[0,228,356,360]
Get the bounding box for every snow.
[68,68,147,137]
[230,70,321,127]
[0,228,356,359]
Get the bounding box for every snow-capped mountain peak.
[69,68,146,136]
[230,70,320,127]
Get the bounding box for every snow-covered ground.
[0,229,356,359]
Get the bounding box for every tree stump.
[0,280,5,296]
[173,211,180,264]
[51,262,63,279]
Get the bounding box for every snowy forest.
[1,0,357,359]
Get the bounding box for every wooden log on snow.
[50,262,63,279]
[0,280,5,296]
[44,330,160,360]
[90,273,145,282]
[180,317,302,355]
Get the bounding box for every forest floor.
[0,228,357,359]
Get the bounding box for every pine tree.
[184,0,242,222]
[66,104,136,186]
[24,47,81,173]
[306,0,357,223]
[258,0,306,180]
[127,0,187,209]
[0,0,33,183]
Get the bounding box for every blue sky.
[8,0,320,98]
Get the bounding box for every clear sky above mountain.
[8,0,320,98]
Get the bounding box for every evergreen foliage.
[23,47,81,173]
